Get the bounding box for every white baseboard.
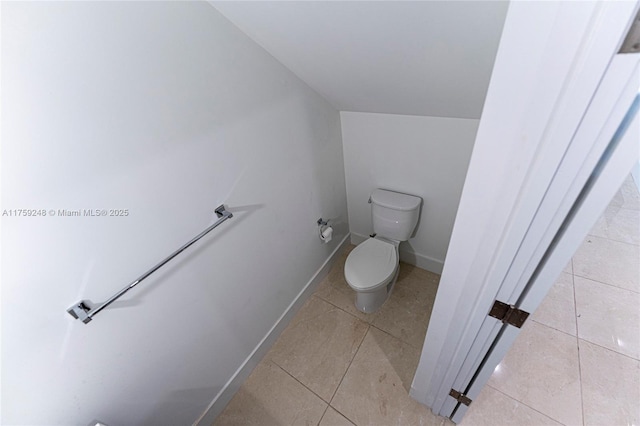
[194,233,352,426]
[350,232,444,274]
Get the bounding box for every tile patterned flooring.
[215,176,639,426]
[214,246,447,426]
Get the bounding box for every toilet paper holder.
[317,218,333,243]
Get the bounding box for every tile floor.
[460,175,640,426]
[214,176,640,426]
[214,245,447,426]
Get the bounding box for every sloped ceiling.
[212,1,509,119]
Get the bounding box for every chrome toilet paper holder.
[317,218,333,243]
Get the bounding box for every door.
[448,89,640,423]
[410,0,640,422]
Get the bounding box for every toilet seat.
[345,238,398,291]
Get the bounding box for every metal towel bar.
[67,204,233,324]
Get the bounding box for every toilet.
[344,189,422,313]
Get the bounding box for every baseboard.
[194,233,352,426]
[350,232,444,274]
[399,249,443,275]
[349,232,368,246]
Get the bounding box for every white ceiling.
[212,1,509,119]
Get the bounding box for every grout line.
[583,233,640,247]
[312,263,436,423]
[610,205,640,212]
[370,323,425,350]
[506,320,584,424]
[571,270,586,426]
[315,267,438,347]
[268,295,375,407]
[572,227,640,372]
[529,318,577,339]
[370,324,394,339]
[328,406,358,426]
[571,272,640,295]
[314,290,356,316]
[328,324,371,405]
[577,336,640,362]
[487,384,569,426]
[316,405,329,426]
[586,232,640,247]
[313,284,377,325]
[271,360,332,405]
[570,266,580,346]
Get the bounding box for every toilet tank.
[370,189,422,241]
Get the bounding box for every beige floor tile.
[562,259,573,274]
[589,206,640,245]
[609,175,640,211]
[588,213,609,239]
[326,244,356,284]
[579,339,640,426]
[214,360,327,426]
[318,407,355,426]
[605,207,640,245]
[572,235,640,293]
[395,262,441,295]
[372,264,439,349]
[331,327,443,426]
[620,175,640,210]
[314,276,372,323]
[574,276,640,359]
[459,385,562,426]
[531,272,576,336]
[487,321,583,426]
[267,296,368,401]
[609,188,626,210]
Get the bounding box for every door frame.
[410,0,640,420]
[449,90,640,422]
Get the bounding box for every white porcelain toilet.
[344,189,422,313]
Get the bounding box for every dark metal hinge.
[489,300,529,328]
[449,389,472,406]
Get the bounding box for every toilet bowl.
[344,237,400,313]
[344,189,422,313]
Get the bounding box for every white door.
[410,1,640,422]
[448,89,640,423]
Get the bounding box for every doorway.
[410,1,640,423]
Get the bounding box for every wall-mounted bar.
[67,205,233,324]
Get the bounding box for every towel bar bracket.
[67,300,95,324]
[215,204,232,219]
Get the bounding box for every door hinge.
[449,389,472,406]
[488,300,529,328]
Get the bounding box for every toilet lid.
[345,238,397,290]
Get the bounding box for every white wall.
[1,2,347,425]
[341,112,478,273]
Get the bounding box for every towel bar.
[67,204,233,323]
